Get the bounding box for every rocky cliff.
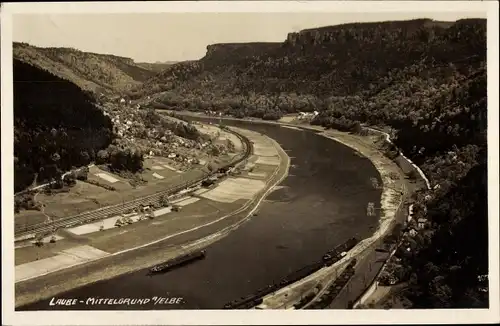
[132,18,485,103]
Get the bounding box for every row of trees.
[96,145,143,173]
[143,106,204,141]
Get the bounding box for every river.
[20,119,381,310]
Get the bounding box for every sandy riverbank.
[254,127,406,309]
[172,112,408,310]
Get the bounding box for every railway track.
[15,127,253,239]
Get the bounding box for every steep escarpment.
[132,18,489,308]
[14,59,114,192]
[203,42,281,67]
[14,42,160,95]
[133,19,485,108]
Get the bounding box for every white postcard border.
[1,1,499,325]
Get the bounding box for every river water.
[20,119,381,310]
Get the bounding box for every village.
[102,97,233,170]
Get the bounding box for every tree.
[80,151,91,164]
[64,173,76,186]
[159,195,169,207]
[226,139,236,152]
[76,167,89,181]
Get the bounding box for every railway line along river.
[19,119,382,310]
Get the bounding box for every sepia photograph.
[1,1,499,325]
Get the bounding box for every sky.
[13,12,486,63]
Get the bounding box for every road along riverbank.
[173,112,417,309]
[255,128,408,309]
[19,116,381,310]
[16,127,290,309]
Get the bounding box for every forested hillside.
[131,18,489,308]
[13,44,223,195]
[14,59,113,192]
[132,19,485,118]
[14,42,160,95]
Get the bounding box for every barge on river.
[148,250,206,274]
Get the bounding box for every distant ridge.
[13,42,167,95]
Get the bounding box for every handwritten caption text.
[49,296,184,306]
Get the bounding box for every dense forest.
[130,19,485,118]
[13,59,113,192]
[130,18,489,308]
[405,153,488,308]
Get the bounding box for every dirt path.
[33,192,52,223]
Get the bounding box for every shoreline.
[17,112,416,309]
[174,112,411,309]
[258,128,406,309]
[15,128,290,308]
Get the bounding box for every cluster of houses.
[103,100,228,171]
[205,110,223,117]
[406,202,429,238]
[379,200,431,286]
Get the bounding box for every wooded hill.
[14,42,164,95]
[13,45,201,194]
[130,18,489,308]
[130,19,485,115]
[14,59,114,192]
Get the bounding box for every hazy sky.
[13,12,486,62]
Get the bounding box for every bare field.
[144,155,187,174]
[28,169,206,221]
[89,199,239,253]
[278,115,299,123]
[87,165,132,191]
[251,163,277,174]
[15,246,60,266]
[141,167,178,183]
[15,237,89,266]
[201,178,266,203]
[16,246,110,283]
[14,210,47,230]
